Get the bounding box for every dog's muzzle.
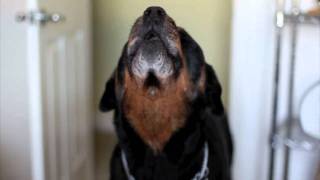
[130,7,175,81]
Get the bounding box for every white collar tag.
[121,142,210,180]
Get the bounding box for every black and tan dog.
[100,6,233,180]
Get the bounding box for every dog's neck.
[122,68,192,152]
[116,67,209,179]
[116,108,206,179]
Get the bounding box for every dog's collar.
[121,142,209,180]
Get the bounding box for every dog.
[99,6,233,180]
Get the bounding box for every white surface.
[26,1,44,180]
[230,0,320,180]
[0,0,32,179]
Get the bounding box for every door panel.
[43,39,62,180]
[42,30,92,180]
[43,37,70,180]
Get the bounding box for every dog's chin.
[131,40,174,88]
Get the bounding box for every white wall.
[0,0,32,179]
[230,0,320,180]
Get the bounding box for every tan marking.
[122,68,191,153]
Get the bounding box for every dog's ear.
[178,28,205,84]
[205,64,224,114]
[99,73,116,112]
[178,28,224,114]
[99,43,128,112]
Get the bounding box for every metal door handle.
[16,10,65,25]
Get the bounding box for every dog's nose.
[143,6,166,22]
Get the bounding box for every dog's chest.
[122,77,190,152]
[123,90,188,152]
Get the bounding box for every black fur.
[100,29,233,180]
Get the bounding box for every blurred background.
[0,0,319,180]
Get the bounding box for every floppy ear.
[205,64,232,163]
[205,64,224,114]
[178,29,224,114]
[99,43,128,112]
[178,28,205,84]
[99,73,117,112]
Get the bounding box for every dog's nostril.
[157,9,164,16]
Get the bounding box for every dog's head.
[128,7,180,81]
[100,7,223,152]
[126,6,200,97]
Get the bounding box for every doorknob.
[16,10,65,25]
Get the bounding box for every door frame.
[27,0,45,179]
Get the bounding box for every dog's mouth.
[131,31,174,88]
[144,31,159,41]
[127,7,181,91]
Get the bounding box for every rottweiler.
[100,6,233,180]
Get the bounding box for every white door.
[26,0,94,180]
